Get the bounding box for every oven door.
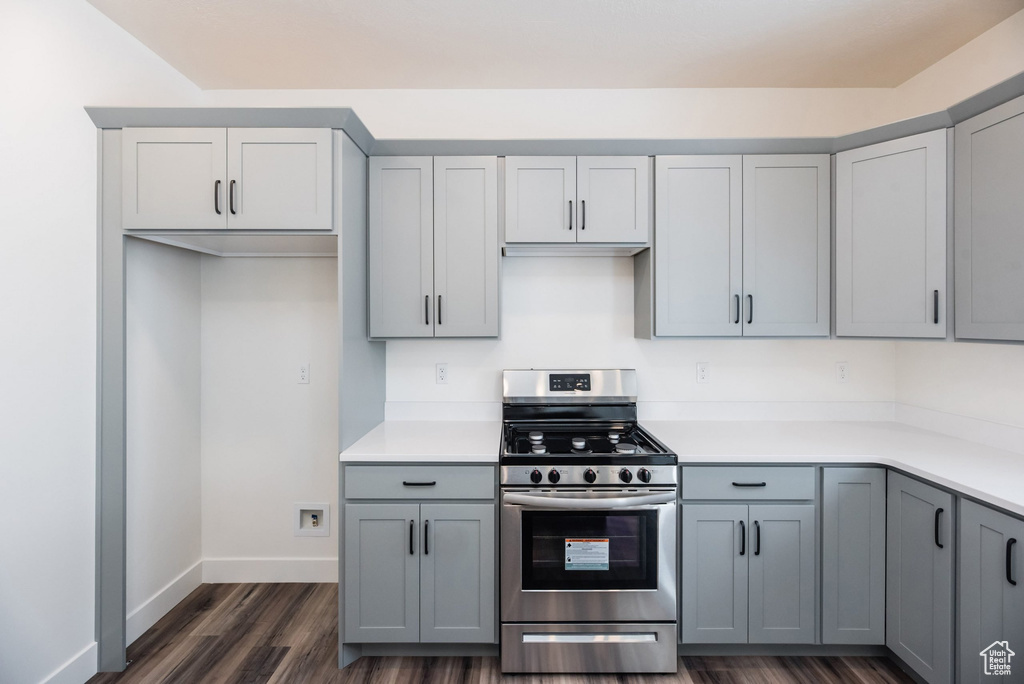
[500,488,677,623]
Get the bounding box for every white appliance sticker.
[565,538,609,571]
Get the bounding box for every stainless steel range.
[499,369,678,674]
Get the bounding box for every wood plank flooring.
[88,584,914,684]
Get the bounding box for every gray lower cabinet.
[344,502,495,644]
[954,93,1024,342]
[886,472,954,684]
[821,467,886,645]
[681,503,814,644]
[959,500,1024,683]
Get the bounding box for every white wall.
[0,1,199,682]
[200,257,339,581]
[895,342,1024,429]
[386,258,896,418]
[125,239,202,644]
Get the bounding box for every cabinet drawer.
[345,465,494,500]
[681,466,815,500]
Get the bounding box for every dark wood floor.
[88,583,914,684]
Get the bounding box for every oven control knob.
[637,468,652,483]
[530,469,543,484]
[619,468,633,483]
[548,469,560,484]
[583,468,598,484]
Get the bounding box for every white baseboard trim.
[40,641,97,684]
[126,560,203,646]
[202,558,338,583]
[385,401,501,421]
[895,403,1024,455]
[638,401,896,422]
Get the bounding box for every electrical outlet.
[696,362,710,384]
[436,363,448,384]
[298,363,310,384]
[836,362,849,384]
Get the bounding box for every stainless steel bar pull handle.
[229,180,237,215]
[214,180,222,215]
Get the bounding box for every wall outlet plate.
[836,362,849,384]
[294,502,329,537]
[696,362,710,384]
[436,363,448,384]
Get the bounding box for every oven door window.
[521,509,658,590]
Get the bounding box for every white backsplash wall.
[125,239,202,644]
[896,341,1024,429]
[200,256,339,581]
[386,257,896,418]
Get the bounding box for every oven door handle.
[502,491,676,509]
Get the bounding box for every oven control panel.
[549,373,591,392]
[501,465,677,487]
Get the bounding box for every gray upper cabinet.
[433,157,499,338]
[504,157,576,243]
[836,130,947,338]
[504,156,649,245]
[955,94,1024,341]
[420,503,495,644]
[681,504,748,644]
[959,500,1024,684]
[225,128,333,231]
[370,156,498,338]
[344,503,421,643]
[122,127,332,231]
[821,468,886,645]
[654,156,743,337]
[576,157,650,244]
[742,155,831,336]
[122,128,228,231]
[747,504,816,644]
[369,157,434,338]
[887,472,954,684]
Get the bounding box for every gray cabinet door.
[420,503,496,644]
[959,500,1024,683]
[822,468,886,645]
[887,472,954,684]
[681,504,748,644]
[836,130,947,338]
[748,504,816,644]
[225,128,333,231]
[122,128,227,231]
[344,503,420,643]
[576,157,650,244]
[433,157,499,338]
[654,156,743,337]
[369,157,434,338]
[504,157,576,243]
[742,155,830,336]
[955,94,1024,341]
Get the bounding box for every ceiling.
[87,0,1024,90]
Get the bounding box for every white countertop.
[645,420,1024,517]
[340,418,1024,517]
[340,420,501,462]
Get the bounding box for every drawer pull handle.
[935,508,944,549]
[754,520,761,556]
[732,482,767,488]
[403,481,437,487]
[1008,538,1017,586]
[739,520,745,556]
